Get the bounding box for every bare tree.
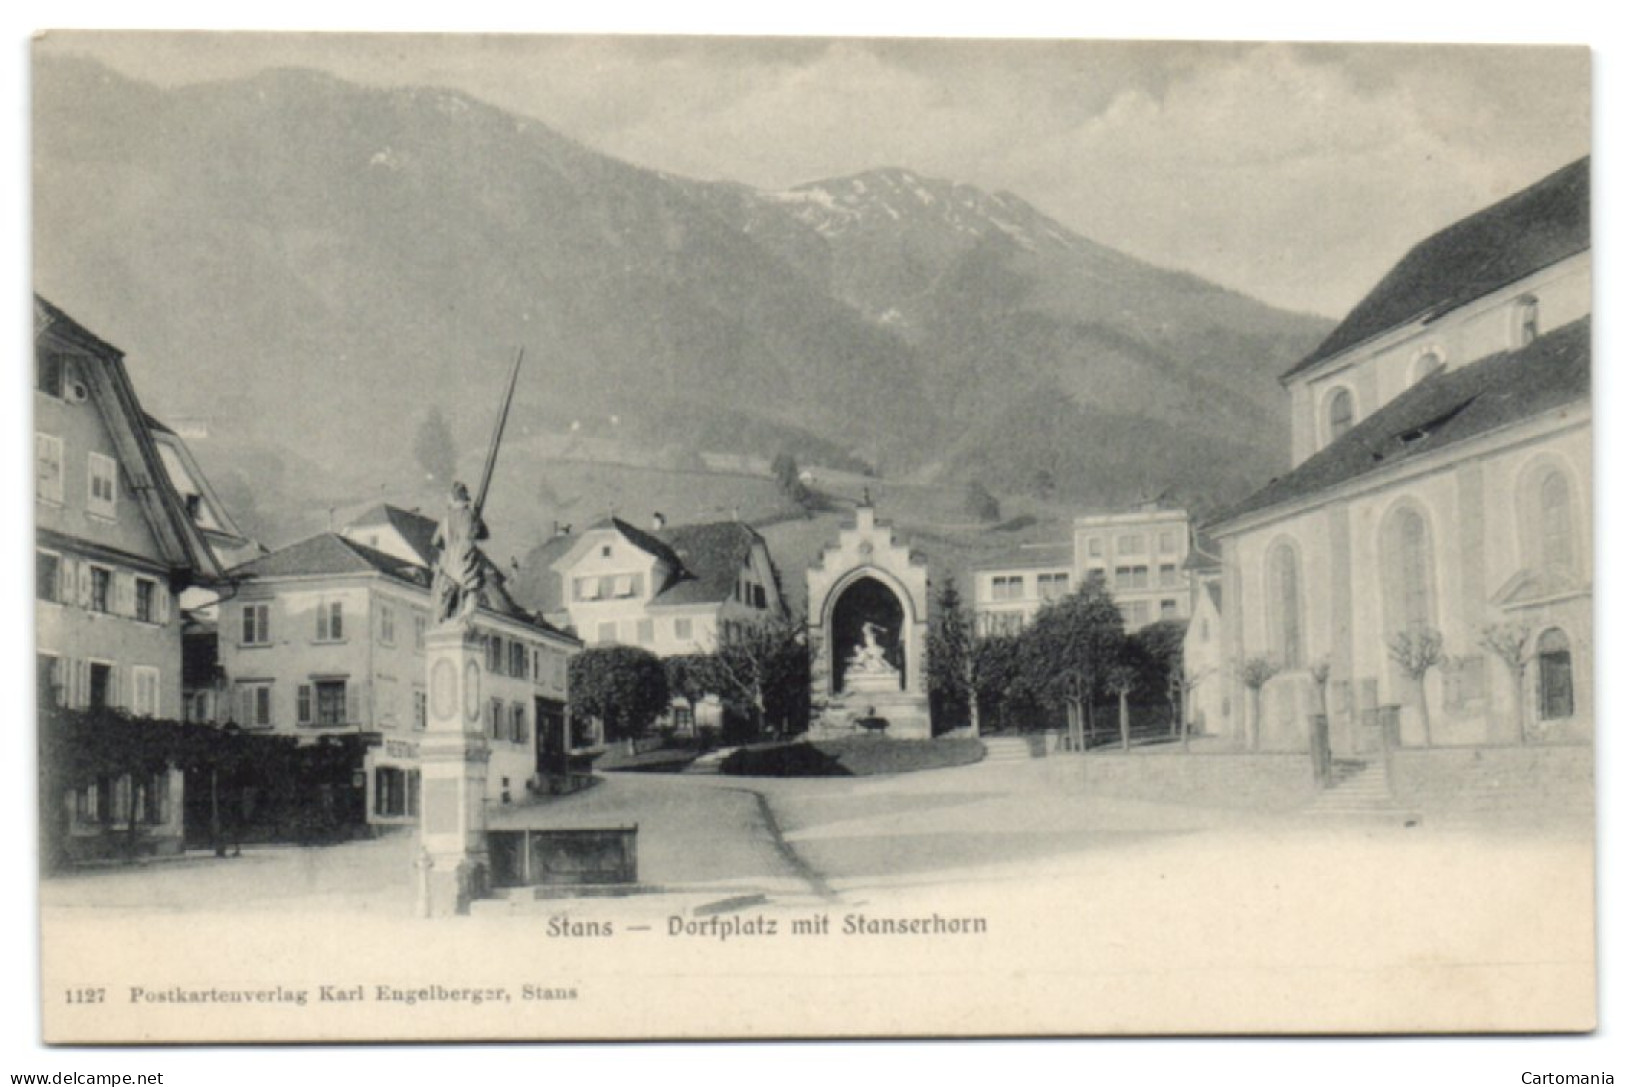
[1105,664,1138,751]
[1237,656,1281,751]
[1480,621,1534,744]
[1387,627,1445,747]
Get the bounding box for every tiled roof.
[1212,316,1589,530]
[228,532,430,586]
[1284,157,1589,380]
[348,503,439,564]
[648,520,771,608]
[604,517,685,570]
[231,531,576,640]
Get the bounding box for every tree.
[1104,664,1138,751]
[927,576,1013,736]
[770,451,812,511]
[414,407,458,486]
[962,480,1000,524]
[1236,656,1280,750]
[1130,618,1188,738]
[711,614,810,740]
[1387,626,1445,747]
[568,646,670,743]
[1016,582,1127,748]
[1480,621,1534,743]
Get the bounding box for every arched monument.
[806,499,931,739]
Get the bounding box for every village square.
[30,37,1595,1039]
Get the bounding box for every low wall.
[1389,743,1594,815]
[1062,750,1319,812]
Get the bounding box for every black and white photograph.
[22,21,1604,1058]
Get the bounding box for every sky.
[32,32,1591,318]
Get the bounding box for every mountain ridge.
[34,54,1332,537]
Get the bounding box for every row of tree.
[563,574,1189,749]
[927,577,1187,748]
[567,615,812,745]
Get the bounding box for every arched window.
[1518,461,1580,573]
[1325,388,1355,445]
[1382,504,1435,636]
[1539,470,1574,570]
[1513,295,1540,347]
[1412,349,1444,385]
[1537,628,1573,720]
[1265,540,1303,669]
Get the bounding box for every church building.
[1205,157,1590,755]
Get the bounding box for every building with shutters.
[222,508,579,826]
[549,515,787,736]
[1205,157,1591,753]
[34,295,226,857]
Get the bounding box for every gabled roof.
[552,517,777,609]
[1283,157,1590,381]
[604,517,685,569]
[346,503,441,565]
[35,295,223,584]
[647,520,773,608]
[229,532,431,587]
[1212,316,1589,531]
[230,531,576,640]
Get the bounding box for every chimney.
[652,511,667,531]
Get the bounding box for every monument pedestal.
[419,624,492,917]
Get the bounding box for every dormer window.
[1513,295,1540,347]
[1326,387,1355,444]
[1411,348,1445,385]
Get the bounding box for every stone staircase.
[1302,759,1420,825]
[980,735,1041,764]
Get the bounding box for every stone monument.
[417,350,522,918]
[805,498,932,739]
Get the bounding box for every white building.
[1206,156,1590,753]
[1073,505,1193,630]
[968,542,1073,636]
[551,516,785,655]
[225,512,579,826]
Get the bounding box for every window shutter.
[56,559,70,605]
[76,562,92,609]
[298,684,312,726]
[113,573,133,617]
[157,587,171,624]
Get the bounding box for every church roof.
[1212,316,1589,531]
[1283,157,1589,381]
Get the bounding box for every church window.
[1537,628,1573,721]
[1326,388,1355,443]
[1265,539,1304,669]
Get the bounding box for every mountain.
[33,56,1332,541]
[683,167,1332,503]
